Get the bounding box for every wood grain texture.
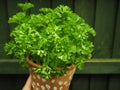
[108,75,120,90]
[112,0,120,58]
[74,0,95,27]
[94,0,117,58]
[71,75,89,90]
[89,75,108,90]
[0,0,10,58]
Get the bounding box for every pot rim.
[26,55,41,68]
[26,55,76,70]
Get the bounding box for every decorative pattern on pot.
[30,65,76,90]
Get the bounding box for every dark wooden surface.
[0,0,120,90]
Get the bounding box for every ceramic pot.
[26,56,76,90]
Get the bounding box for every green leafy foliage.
[4,3,96,79]
[18,2,34,11]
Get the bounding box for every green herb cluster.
[4,2,96,78]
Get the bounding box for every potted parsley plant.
[4,2,96,90]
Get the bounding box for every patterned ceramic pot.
[26,56,76,90]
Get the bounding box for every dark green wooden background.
[0,0,120,90]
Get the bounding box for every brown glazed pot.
[26,56,76,90]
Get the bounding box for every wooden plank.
[52,0,73,9]
[0,59,120,74]
[71,75,89,90]
[74,0,96,27]
[89,75,108,90]
[15,74,28,90]
[0,74,28,90]
[0,60,28,74]
[77,59,120,74]
[0,75,16,90]
[30,0,51,13]
[112,0,120,58]
[0,0,10,58]
[94,0,117,58]
[108,75,120,90]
